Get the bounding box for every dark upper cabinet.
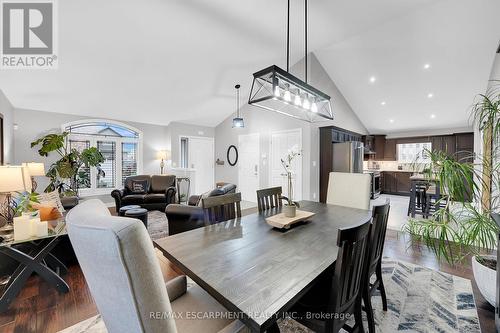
[384,139,397,161]
[442,135,456,156]
[373,135,386,160]
[431,136,443,153]
[455,133,474,162]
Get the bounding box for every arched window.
[62,120,143,195]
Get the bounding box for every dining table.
[154,200,372,332]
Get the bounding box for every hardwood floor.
[0,226,495,332]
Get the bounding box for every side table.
[0,218,69,312]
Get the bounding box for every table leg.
[266,322,280,333]
[44,253,69,275]
[0,237,69,312]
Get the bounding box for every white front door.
[187,137,215,194]
[270,129,302,201]
[238,133,260,202]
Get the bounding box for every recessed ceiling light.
[381,101,386,106]
[424,63,431,69]
[430,114,436,119]
[369,76,376,84]
[389,119,394,123]
[427,93,434,98]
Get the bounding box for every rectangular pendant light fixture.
[248,0,333,123]
[248,65,333,122]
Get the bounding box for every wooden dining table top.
[154,200,372,332]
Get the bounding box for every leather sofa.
[111,175,177,212]
[166,183,236,235]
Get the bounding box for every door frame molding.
[269,128,303,200]
[178,135,215,194]
[238,132,260,202]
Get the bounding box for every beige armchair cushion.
[326,172,371,210]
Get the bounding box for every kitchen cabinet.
[381,171,411,195]
[455,133,474,162]
[383,139,397,161]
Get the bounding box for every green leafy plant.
[404,82,500,264]
[31,132,105,196]
[13,191,40,216]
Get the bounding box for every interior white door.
[238,133,260,202]
[187,137,215,194]
[270,129,302,201]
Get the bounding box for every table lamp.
[156,150,170,174]
[22,162,45,192]
[0,166,29,224]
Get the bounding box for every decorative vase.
[472,255,496,306]
[283,204,296,218]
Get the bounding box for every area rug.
[146,210,169,240]
[58,259,481,333]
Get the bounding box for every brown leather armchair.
[111,175,177,212]
[166,183,236,235]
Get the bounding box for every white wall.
[214,53,367,201]
[166,121,215,168]
[0,90,14,164]
[13,108,169,191]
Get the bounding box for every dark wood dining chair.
[363,199,390,333]
[289,217,373,333]
[201,192,242,224]
[256,186,288,212]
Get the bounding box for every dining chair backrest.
[326,172,371,210]
[331,218,372,315]
[367,200,391,276]
[66,199,178,333]
[202,192,242,224]
[256,186,284,212]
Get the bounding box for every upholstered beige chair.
[326,172,371,210]
[66,199,247,333]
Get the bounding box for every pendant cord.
[236,85,240,117]
[305,0,308,83]
[286,0,290,72]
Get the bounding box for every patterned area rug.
[58,259,481,333]
[146,210,169,240]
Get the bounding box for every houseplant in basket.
[404,82,500,305]
[281,146,301,218]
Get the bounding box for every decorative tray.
[265,210,315,229]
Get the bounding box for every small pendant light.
[232,84,244,128]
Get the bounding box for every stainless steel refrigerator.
[332,141,364,173]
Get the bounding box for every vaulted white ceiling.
[1,0,499,133]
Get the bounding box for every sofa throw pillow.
[131,180,149,194]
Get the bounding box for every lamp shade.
[22,162,45,176]
[0,166,28,192]
[156,150,170,160]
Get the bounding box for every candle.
[35,221,48,237]
[30,217,41,237]
[14,216,31,241]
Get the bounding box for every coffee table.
[0,217,69,312]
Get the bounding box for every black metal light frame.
[248,0,333,123]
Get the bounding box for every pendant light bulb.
[284,84,291,102]
[273,77,280,98]
[302,95,310,110]
[311,100,318,113]
[294,94,301,106]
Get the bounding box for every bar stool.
[408,180,428,218]
[425,182,445,218]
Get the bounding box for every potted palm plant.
[31,132,105,196]
[405,82,500,306]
